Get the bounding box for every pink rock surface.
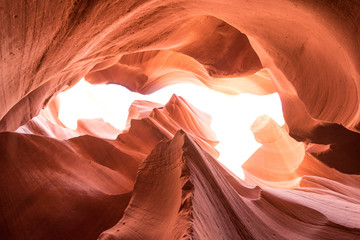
[76,118,122,139]
[100,131,360,239]
[1,1,360,239]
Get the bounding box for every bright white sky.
[58,79,284,179]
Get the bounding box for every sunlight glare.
[58,79,284,179]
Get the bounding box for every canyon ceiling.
[0,0,360,239]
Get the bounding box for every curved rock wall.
[1,0,359,172]
[1,0,360,239]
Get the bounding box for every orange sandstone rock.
[1,1,360,239]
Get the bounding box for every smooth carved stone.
[1,1,360,239]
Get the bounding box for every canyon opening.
[1,1,360,240]
[57,78,284,179]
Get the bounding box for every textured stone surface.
[1,1,360,239]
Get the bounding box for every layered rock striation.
[1,0,360,239]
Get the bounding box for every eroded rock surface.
[1,0,360,239]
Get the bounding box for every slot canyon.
[0,1,360,239]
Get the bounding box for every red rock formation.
[1,0,360,239]
[1,0,359,173]
[243,115,305,188]
[3,95,360,239]
[100,130,360,239]
[0,94,220,239]
[76,118,122,139]
[85,50,273,95]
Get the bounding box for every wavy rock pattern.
[0,95,218,239]
[2,96,360,239]
[100,130,360,239]
[1,0,360,239]
[1,0,359,172]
